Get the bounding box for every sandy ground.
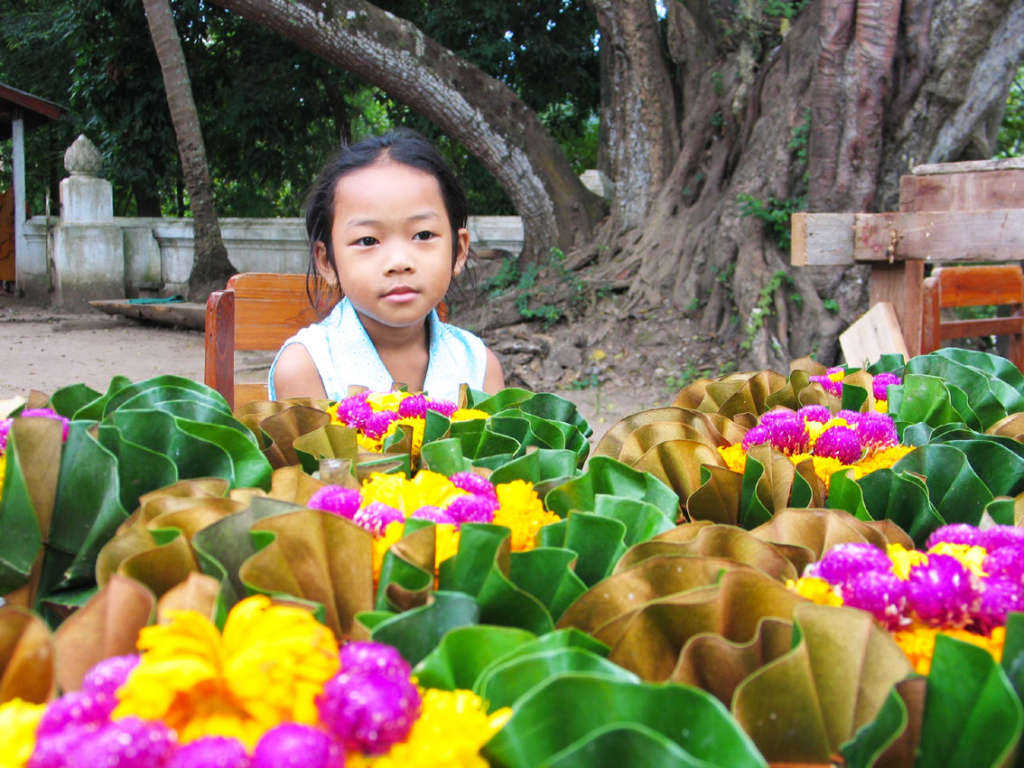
[1,293,665,438]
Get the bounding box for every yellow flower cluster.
[113,595,340,748]
[0,698,45,768]
[492,480,561,551]
[348,688,512,768]
[893,625,1005,675]
[785,576,843,607]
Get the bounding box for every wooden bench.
[204,272,450,408]
[921,264,1024,368]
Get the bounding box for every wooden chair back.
[205,272,449,408]
[921,265,1024,369]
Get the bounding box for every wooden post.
[12,110,25,287]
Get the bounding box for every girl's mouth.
[382,286,419,302]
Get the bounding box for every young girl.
[269,129,505,402]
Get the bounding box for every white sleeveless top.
[267,298,488,402]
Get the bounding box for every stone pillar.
[52,135,125,309]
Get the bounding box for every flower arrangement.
[2,596,510,768]
[788,523,1024,673]
[327,391,489,455]
[308,470,561,578]
[808,367,902,413]
[717,405,915,486]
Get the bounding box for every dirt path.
[2,294,677,438]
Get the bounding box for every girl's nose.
[383,244,414,274]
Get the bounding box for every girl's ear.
[452,227,470,276]
[313,241,337,285]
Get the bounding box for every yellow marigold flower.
[435,523,461,566]
[450,408,490,422]
[851,444,916,479]
[786,577,844,607]
[360,471,467,514]
[892,625,1005,675]
[492,480,560,551]
[373,521,408,581]
[114,595,339,748]
[828,370,845,383]
[366,392,408,411]
[929,542,988,577]
[0,698,45,768]
[348,688,512,768]
[874,399,889,413]
[0,453,7,497]
[718,443,747,474]
[887,542,928,580]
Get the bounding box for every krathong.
[788,523,1024,673]
[327,391,489,455]
[0,407,69,491]
[808,366,902,412]
[308,470,560,578]
[9,596,510,767]
[717,406,914,486]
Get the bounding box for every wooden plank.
[933,264,1024,307]
[789,212,855,266]
[868,261,925,357]
[900,169,1024,212]
[911,158,1024,175]
[839,302,909,367]
[938,316,1024,341]
[204,289,235,407]
[854,210,1024,263]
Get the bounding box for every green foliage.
[740,269,794,351]
[996,63,1024,158]
[488,248,587,327]
[737,193,804,252]
[823,298,839,314]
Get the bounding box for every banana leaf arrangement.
[2,347,1024,766]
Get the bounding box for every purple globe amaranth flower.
[308,486,362,520]
[812,425,863,465]
[981,525,1024,552]
[925,523,984,549]
[809,374,843,398]
[340,642,412,681]
[842,570,907,630]
[448,471,498,500]
[396,394,429,418]
[352,502,404,536]
[906,553,979,626]
[741,425,770,451]
[410,505,456,525]
[444,493,498,525]
[974,576,1024,633]
[317,669,420,755]
[811,542,893,587]
[166,736,251,768]
[766,414,810,455]
[855,413,898,450]
[984,546,1024,583]
[425,399,459,418]
[797,405,832,424]
[36,691,114,738]
[72,717,177,768]
[334,394,373,429]
[29,726,94,768]
[758,409,796,426]
[872,372,902,402]
[362,411,399,440]
[81,655,139,701]
[252,724,343,768]
[835,409,863,425]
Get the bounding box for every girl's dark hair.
[303,128,468,312]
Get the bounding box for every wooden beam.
[792,210,1024,265]
[900,169,1024,212]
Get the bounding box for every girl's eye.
[353,236,378,247]
[413,230,437,241]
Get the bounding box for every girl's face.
[314,158,468,334]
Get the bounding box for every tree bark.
[207,0,605,262]
[142,0,236,301]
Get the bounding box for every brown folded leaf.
[750,507,908,564]
[0,606,55,704]
[687,464,743,525]
[157,572,221,623]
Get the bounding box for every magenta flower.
[352,502,404,535]
[397,395,429,418]
[975,577,1024,633]
[872,372,902,401]
[759,409,795,426]
[766,414,810,455]
[906,553,978,626]
[29,726,93,768]
[809,374,843,398]
[796,405,831,423]
[71,718,177,768]
[334,394,373,428]
[425,399,459,418]
[81,654,139,701]
[449,471,498,500]
[983,546,1024,582]
[812,425,862,464]
[445,494,499,525]
[981,526,1024,552]
[835,409,862,425]
[167,736,251,768]
[855,413,898,449]
[410,505,457,525]
[308,486,362,520]
[339,641,411,681]
[36,691,113,738]
[810,542,892,586]
[741,425,770,451]
[362,411,399,440]
[317,669,420,755]
[925,523,984,549]
[252,723,343,768]
[842,570,907,630]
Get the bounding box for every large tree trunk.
[143,0,236,301]
[592,0,1023,370]
[207,0,605,262]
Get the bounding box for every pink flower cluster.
[0,408,70,453]
[28,642,421,768]
[807,367,902,403]
[806,525,1024,632]
[307,472,499,535]
[333,393,458,439]
[741,407,898,464]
